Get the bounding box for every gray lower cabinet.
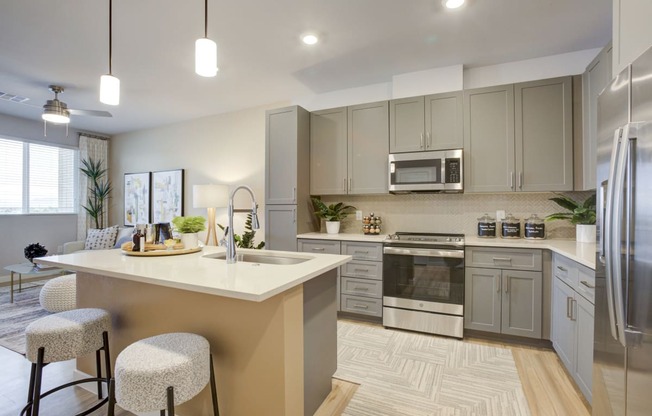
[298,239,383,319]
[389,91,463,153]
[464,77,574,193]
[310,101,388,195]
[465,247,543,339]
[551,253,595,403]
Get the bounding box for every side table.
[3,263,63,303]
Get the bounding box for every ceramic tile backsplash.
[321,191,594,239]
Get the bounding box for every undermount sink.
[204,252,312,265]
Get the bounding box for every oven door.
[383,246,465,307]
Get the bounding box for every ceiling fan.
[40,85,112,124]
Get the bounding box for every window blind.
[0,138,23,213]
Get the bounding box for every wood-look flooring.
[0,321,590,416]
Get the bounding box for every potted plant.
[545,193,596,242]
[218,213,265,249]
[311,198,356,234]
[171,216,206,249]
[80,157,112,229]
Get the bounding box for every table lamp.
[193,184,229,245]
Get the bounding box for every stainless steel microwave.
[388,149,463,193]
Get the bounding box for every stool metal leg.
[209,354,219,416]
[32,348,45,416]
[166,386,175,416]
[107,378,116,416]
[95,349,103,400]
[26,363,36,416]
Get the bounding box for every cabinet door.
[464,85,515,193]
[266,107,299,204]
[574,294,594,403]
[265,205,297,251]
[464,267,502,333]
[310,108,348,195]
[389,96,425,153]
[552,277,576,371]
[501,270,542,339]
[348,101,389,194]
[515,77,573,192]
[425,91,463,150]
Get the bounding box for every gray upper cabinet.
[390,92,463,153]
[465,77,574,193]
[464,84,515,193]
[265,106,310,205]
[348,101,389,194]
[310,101,388,195]
[310,108,348,195]
[516,77,574,192]
[578,43,612,191]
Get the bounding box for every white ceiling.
[0,0,612,135]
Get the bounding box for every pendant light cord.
[108,0,113,75]
[204,0,208,38]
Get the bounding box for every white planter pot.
[325,221,341,234]
[576,224,596,243]
[180,232,199,249]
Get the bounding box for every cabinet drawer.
[577,263,595,304]
[342,242,383,261]
[341,295,382,317]
[341,277,382,298]
[466,247,542,271]
[297,239,341,255]
[553,253,579,289]
[341,260,382,280]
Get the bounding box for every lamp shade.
[195,38,218,77]
[193,184,228,208]
[100,74,120,105]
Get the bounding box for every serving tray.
[121,246,202,257]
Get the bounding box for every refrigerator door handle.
[605,127,623,343]
[598,180,608,265]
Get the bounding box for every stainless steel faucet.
[227,185,260,263]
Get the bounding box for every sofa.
[63,226,133,254]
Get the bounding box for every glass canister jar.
[501,213,521,239]
[524,214,546,240]
[477,213,497,238]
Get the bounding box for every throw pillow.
[114,227,134,248]
[85,225,119,250]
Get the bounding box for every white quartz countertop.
[35,246,351,302]
[297,232,388,243]
[296,232,596,269]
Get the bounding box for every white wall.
[612,0,652,74]
[109,101,290,244]
[0,113,92,274]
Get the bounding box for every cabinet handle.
[580,280,595,289]
[504,276,509,293]
[557,265,568,272]
[348,178,352,192]
[518,172,523,189]
[354,250,369,254]
[420,133,424,149]
[427,131,432,148]
[496,277,501,293]
[354,268,370,272]
[352,304,369,309]
[311,247,325,252]
[354,287,369,291]
[570,299,577,321]
[293,208,296,224]
[292,187,296,202]
[566,297,572,318]
[510,172,515,189]
[493,257,512,263]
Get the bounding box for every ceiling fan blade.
[68,108,113,117]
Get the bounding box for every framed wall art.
[124,172,151,226]
[151,169,184,223]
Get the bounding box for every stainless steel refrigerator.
[594,45,652,416]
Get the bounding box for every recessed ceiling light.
[443,0,465,9]
[301,34,319,45]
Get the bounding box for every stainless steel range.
[383,232,465,338]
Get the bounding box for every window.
[0,137,77,214]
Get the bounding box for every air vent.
[0,92,29,103]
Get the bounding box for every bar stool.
[108,332,219,416]
[21,308,112,416]
[39,273,77,312]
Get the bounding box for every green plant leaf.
[549,195,579,212]
[171,216,206,233]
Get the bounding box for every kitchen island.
[37,246,350,416]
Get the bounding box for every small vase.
[325,221,341,234]
[180,232,199,249]
[576,224,596,243]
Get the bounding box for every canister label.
[477,223,496,237]
[501,222,521,238]
[524,223,545,239]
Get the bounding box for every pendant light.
[100,0,120,105]
[195,0,218,77]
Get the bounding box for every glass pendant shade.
[195,37,218,77]
[100,74,120,105]
[42,112,70,124]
